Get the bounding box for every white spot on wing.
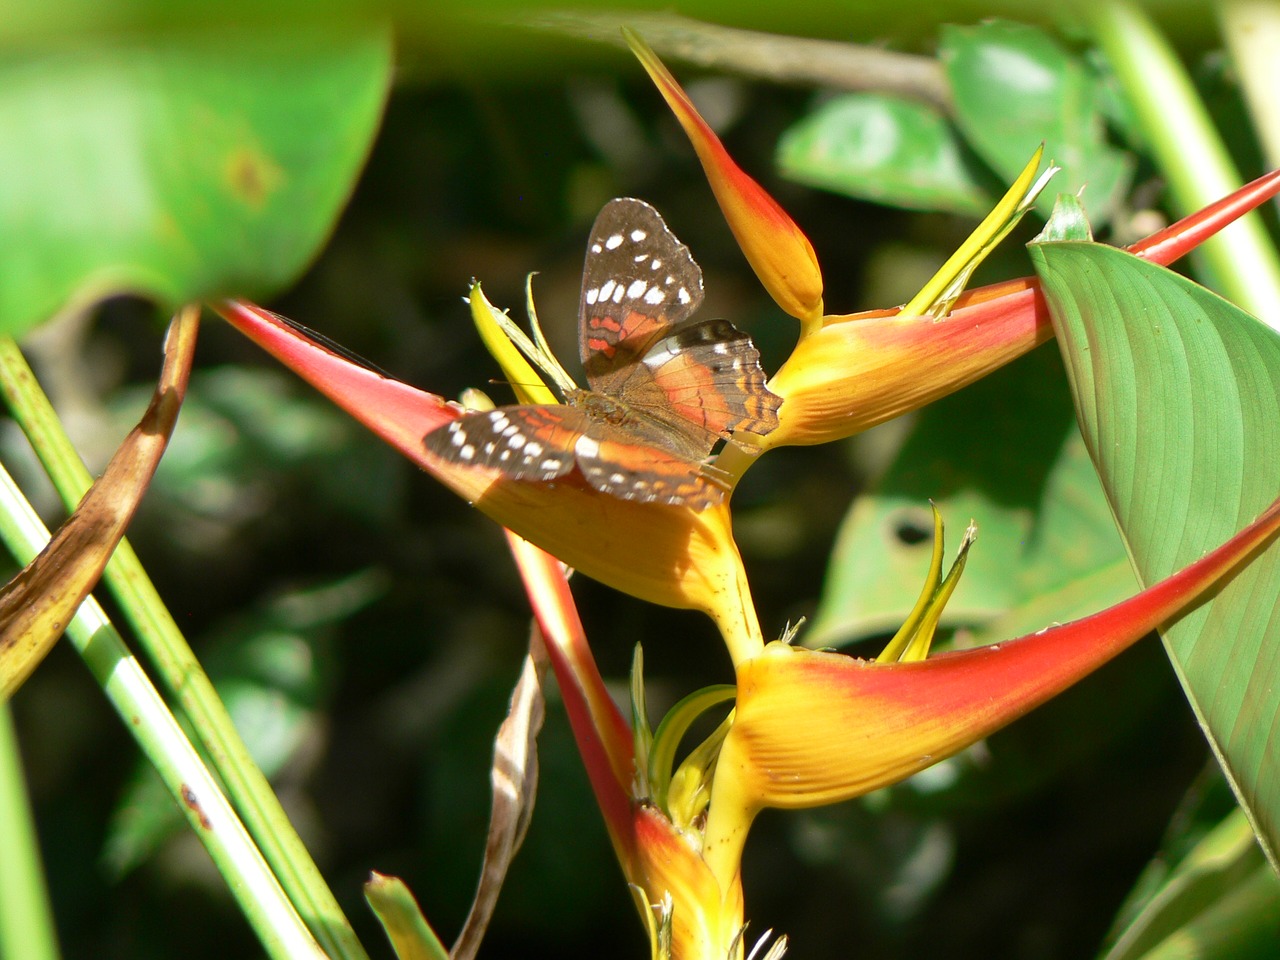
[643,286,665,305]
[575,435,600,458]
[605,233,624,250]
[677,287,692,305]
[642,341,678,369]
[626,279,647,299]
[630,229,647,242]
[585,287,600,305]
[591,243,603,254]
[598,279,616,302]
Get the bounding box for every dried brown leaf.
[0,305,198,698]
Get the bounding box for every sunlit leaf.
[777,93,992,216]
[1101,805,1280,960]
[0,28,391,336]
[941,20,1132,226]
[1031,219,1280,868]
[365,872,450,960]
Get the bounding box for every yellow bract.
[626,29,824,328]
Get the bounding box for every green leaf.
[365,873,450,960]
[103,572,381,877]
[1101,805,1280,960]
[776,93,993,216]
[940,20,1132,226]
[1035,192,1094,243]
[0,27,391,336]
[1029,239,1280,869]
[808,347,1134,648]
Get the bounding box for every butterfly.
[425,197,781,509]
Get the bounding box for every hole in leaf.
[888,507,933,546]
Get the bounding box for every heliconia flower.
[628,35,1280,449]
[694,498,1280,887]
[505,533,758,960]
[211,298,767,663]
[626,29,824,329]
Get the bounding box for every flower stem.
[0,465,323,960]
[1218,0,1280,169]
[0,335,369,960]
[1087,1,1280,329]
[0,702,61,960]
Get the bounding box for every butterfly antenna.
[524,272,579,393]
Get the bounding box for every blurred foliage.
[4,6,1278,960]
[0,27,392,337]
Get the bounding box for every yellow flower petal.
[627,30,824,326]
[764,280,1049,447]
[633,803,745,960]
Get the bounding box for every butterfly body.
[426,198,781,509]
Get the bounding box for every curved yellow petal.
[627,30,824,327]
[439,470,765,663]
[764,280,1049,447]
[701,492,1280,880]
[468,283,558,406]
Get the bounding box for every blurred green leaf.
[107,366,406,553]
[103,571,383,877]
[1030,221,1280,870]
[808,347,1133,648]
[1100,807,1280,960]
[0,27,391,336]
[776,93,992,216]
[940,19,1132,226]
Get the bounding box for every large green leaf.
[1030,234,1280,868]
[0,27,391,336]
[940,20,1132,226]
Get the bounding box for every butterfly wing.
[424,406,584,481]
[572,416,725,508]
[425,401,723,508]
[634,318,781,440]
[577,198,780,446]
[578,198,704,388]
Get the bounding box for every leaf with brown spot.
[0,305,198,698]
